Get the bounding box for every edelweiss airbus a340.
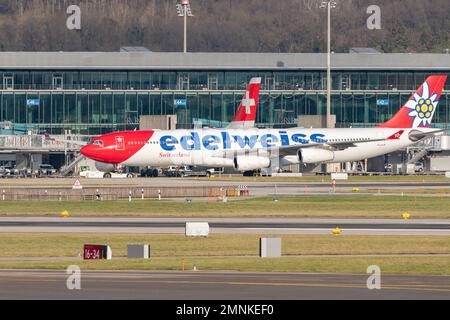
[80,75,447,172]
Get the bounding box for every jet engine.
[94,161,116,172]
[233,156,270,171]
[297,148,335,164]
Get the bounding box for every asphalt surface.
[0,217,449,235]
[0,269,448,300]
[0,219,449,230]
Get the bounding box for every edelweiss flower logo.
[405,81,438,127]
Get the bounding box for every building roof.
[120,47,151,53]
[349,47,381,54]
[0,52,449,71]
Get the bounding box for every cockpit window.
[93,140,104,146]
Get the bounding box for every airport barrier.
[238,185,250,196]
[208,188,222,198]
[271,173,303,177]
[0,185,235,201]
[207,186,246,201]
[331,173,349,180]
[226,188,238,197]
[0,183,253,201]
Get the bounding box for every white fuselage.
[121,127,436,168]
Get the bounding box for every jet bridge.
[0,134,92,173]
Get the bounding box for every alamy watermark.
[66,5,81,30]
[66,265,81,290]
[367,5,381,30]
[366,265,381,290]
[64,4,380,32]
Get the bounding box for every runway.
[0,269,448,300]
[0,217,449,235]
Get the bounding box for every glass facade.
[1,70,449,134]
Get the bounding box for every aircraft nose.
[80,144,96,159]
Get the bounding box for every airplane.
[80,75,447,173]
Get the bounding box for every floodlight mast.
[176,0,194,53]
[320,1,337,128]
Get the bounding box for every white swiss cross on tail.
[227,77,261,129]
[241,91,255,115]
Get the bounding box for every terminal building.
[0,50,449,174]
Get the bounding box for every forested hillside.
[0,0,448,52]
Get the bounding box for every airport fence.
[0,185,249,201]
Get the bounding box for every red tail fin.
[377,75,447,128]
[227,77,261,129]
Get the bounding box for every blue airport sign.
[376,99,389,106]
[174,99,187,106]
[26,99,40,106]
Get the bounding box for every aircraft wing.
[225,128,446,157]
[218,136,391,158]
[275,137,390,156]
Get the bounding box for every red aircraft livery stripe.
[386,130,404,140]
[80,130,154,164]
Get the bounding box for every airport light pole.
[320,1,337,128]
[176,0,194,53]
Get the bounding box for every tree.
[0,0,448,53]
